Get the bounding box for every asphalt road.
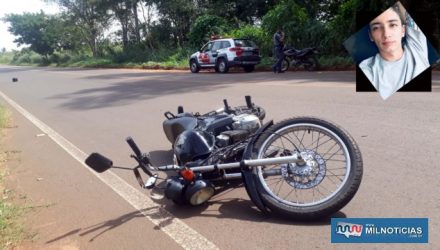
[1,65,439,249]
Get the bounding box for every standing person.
[272,28,285,73]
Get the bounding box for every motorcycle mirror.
[85,153,113,173]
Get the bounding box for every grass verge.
[0,106,26,249]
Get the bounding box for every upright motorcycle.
[86,96,362,220]
[281,46,320,72]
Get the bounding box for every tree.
[148,0,199,46]
[104,0,142,49]
[262,0,309,47]
[197,0,277,26]
[188,14,230,47]
[48,0,112,57]
[3,12,61,59]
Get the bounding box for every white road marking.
[0,90,218,250]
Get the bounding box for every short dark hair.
[390,3,406,25]
[368,3,406,31]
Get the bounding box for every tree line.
[2,0,439,66]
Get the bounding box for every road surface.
[1,66,439,249]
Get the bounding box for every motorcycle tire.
[252,117,362,220]
[303,57,319,71]
[280,58,289,72]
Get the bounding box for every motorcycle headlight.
[185,180,215,206]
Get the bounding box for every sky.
[0,0,60,51]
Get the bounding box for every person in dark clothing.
[272,28,285,73]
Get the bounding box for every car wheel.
[190,59,200,73]
[217,58,229,73]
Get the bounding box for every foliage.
[3,12,63,58]
[188,14,231,47]
[0,196,24,249]
[0,106,26,249]
[150,0,199,46]
[48,0,112,57]
[318,56,354,67]
[0,52,14,65]
[198,0,277,26]
[325,0,361,56]
[10,49,43,65]
[3,0,438,67]
[262,0,310,53]
[227,25,270,55]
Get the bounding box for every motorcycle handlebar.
[126,137,142,159]
[245,95,253,109]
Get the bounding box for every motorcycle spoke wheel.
[253,117,362,219]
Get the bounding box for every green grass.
[2,48,360,70]
[318,56,354,68]
[0,106,26,249]
[0,198,25,249]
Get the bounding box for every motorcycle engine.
[232,114,261,132]
[216,114,261,147]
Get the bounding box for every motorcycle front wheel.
[252,117,362,220]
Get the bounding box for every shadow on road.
[46,70,356,111]
[46,195,347,245]
[48,77,231,110]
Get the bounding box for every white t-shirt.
[359,27,429,99]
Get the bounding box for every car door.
[198,42,213,66]
[209,41,222,64]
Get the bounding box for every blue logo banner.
[331,218,428,243]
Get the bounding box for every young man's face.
[369,8,405,58]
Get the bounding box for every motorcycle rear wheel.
[280,58,289,72]
[252,117,362,220]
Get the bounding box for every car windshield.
[234,39,257,48]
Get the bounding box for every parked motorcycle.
[85,96,362,220]
[281,46,320,72]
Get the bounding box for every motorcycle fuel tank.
[173,130,214,164]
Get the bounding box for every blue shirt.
[274,32,283,48]
[359,26,429,99]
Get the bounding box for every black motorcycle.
[86,96,362,220]
[281,46,320,72]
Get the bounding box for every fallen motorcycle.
[86,96,362,220]
[281,46,320,72]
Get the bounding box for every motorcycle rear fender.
[241,120,274,214]
[303,47,319,57]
